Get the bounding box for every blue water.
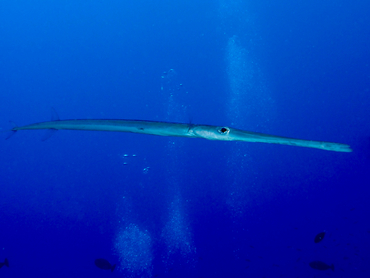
[1,0,369,277]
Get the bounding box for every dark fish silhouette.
[314,232,325,243]
[0,258,9,268]
[309,261,334,271]
[95,258,116,272]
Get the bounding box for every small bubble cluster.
[114,223,153,276]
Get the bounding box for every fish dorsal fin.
[51,108,60,121]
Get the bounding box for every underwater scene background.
[0,0,369,277]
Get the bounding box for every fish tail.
[0,258,9,268]
[331,264,334,271]
[111,264,116,272]
[5,121,18,140]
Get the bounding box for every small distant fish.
[95,258,116,272]
[309,261,334,271]
[314,232,325,243]
[0,258,9,268]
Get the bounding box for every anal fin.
[41,129,57,141]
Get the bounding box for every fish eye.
[218,127,230,135]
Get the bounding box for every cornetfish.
[8,118,351,152]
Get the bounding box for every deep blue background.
[0,0,369,277]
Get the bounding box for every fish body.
[95,258,116,272]
[314,232,326,243]
[309,261,334,271]
[9,118,352,152]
